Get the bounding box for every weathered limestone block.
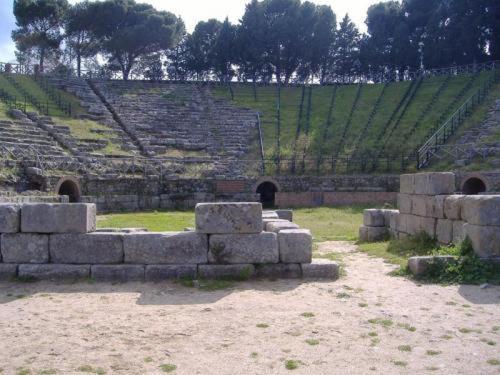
[50,233,124,264]
[302,259,339,279]
[21,203,96,233]
[208,233,278,264]
[464,224,500,257]
[436,219,453,244]
[397,194,412,214]
[198,264,255,280]
[275,210,293,221]
[462,196,500,226]
[399,174,415,194]
[396,213,411,233]
[383,210,399,227]
[262,211,279,219]
[196,203,262,234]
[363,209,385,227]
[359,226,388,242]
[0,204,20,233]
[414,173,455,195]
[145,265,197,281]
[18,264,90,281]
[266,221,300,233]
[420,216,437,238]
[428,196,446,219]
[262,218,289,231]
[408,256,456,276]
[0,264,17,280]
[278,229,312,263]
[444,195,465,220]
[254,263,301,279]
[91,265,145,282]
[1,234,49,263]
[124,232,208,264]
[452,221,466,244]
[389,211,399,231]
[411,195,427,217]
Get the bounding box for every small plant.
[368,331,378,337]
[426,350,442,356]
[358,303,368,308]
[76,365,106,375]
[336,292,351,299]
[144,357,153,363]
[39,370,57,375]
[398,345,412,352]
[305,339,319,346]
[397,323,416,332]
[256,323,269,328]
[285,360,299,370]
[159,364,177,373]
[441,334,453,340]
[487,359,500,366]
[250,352,258,358]
[301,312,315,318]
[480,338,496,346]
[16,369,31,375]
[391,360,407,367]
[368,318,393,327]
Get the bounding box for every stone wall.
[359,172,500,258]
[0,202,338,282]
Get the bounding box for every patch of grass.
[38,370,57,375]
[426,350,442,356]
[487,359,500,366]
[358,303,368,308]
[426,366,439,371]
[250,352,258,358]
[305,339,320,346]
[159,364,177,373]
[143,357,153,363]
[336,292,351,299]
[368,331,378,337]
[16,369,31,375]
[300,312,315,318]
[357,241,407,269]
[398,345,412,352]
[198,279,234,291]
[76,365,106,375]
[441,334,453,340]
[397,323,417,332]
[256,323,269,328]
[368,318,393,328]
[459,327,481,334]
[370,337,381,346]
[97,210,194,232]
[391,360,407,367]
[480,338,496,346]
[284,360,300,370]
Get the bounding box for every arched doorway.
[56,177,81,203]
[462,177,486,195]
[257,181,278,208]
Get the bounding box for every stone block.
[254,263,301,279]
[1,234,49,263]
[389,211,399,231]
[275,210,293,221]
[464,224,500,257]
[363,209,385,227]
[414,173,455,195]
[198,264,255,280]
[436,219,453,244]
[396,214,411,233]
[21,203,96,233]
[262,218,289,231]
[266,221,300,233]
[196,202,262,234]
[411,195,427,217]
[124,232,208,264]
[0,264,17,281]
[278,229,312,263]
[50,233,124,264]
[462,196,500,226]
[18,264,90,281]
[444,195,465,220]
[0,204,20,233]
[359,226,388,242]
[262,211,279,219]
[399,174,415,194]
[408,256,456,276]
[91,265,145,282]
[420,216,437,238]
[397,194,412,214]
[383,210,399,227]
[452,221,466,244]
[302,259,339,279]
[208,232,278,264]
[145,265,197,282]
[428,195,446,219]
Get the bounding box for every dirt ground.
[0,242,499,375]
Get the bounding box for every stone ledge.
[0,264,17,281]
[302,259,339,279]
[18,264,90,281]
[208,233,278,264]
[198,264,255,280]
[1,233,49,264]
[254,264,301,279]
[50,233,124,264]
[145,265,197,282]
[91,265,145,282]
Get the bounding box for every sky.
[0,0,387,63]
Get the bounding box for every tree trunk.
[77,53,82,78]
[39,47,46,73]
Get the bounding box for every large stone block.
[396,214,411,233]
[91,265,145,282]
[399,174,415,194]
[278,229,312,263]
[21,204,96,233]
[196,203,262,234]
[254,263,301,279]
[389,211,399,231]
[359,226,388,242]
[414,173,455,195]
[145,265,197,282]
[436,219,453,244]
[0,204,20,233]
[262,218,289,231]
[208,232,278,264]
[0,264,17,281]
[462,196,500,226]
[363,209,385,227]
[411,195,428,217]
[383,210,399,227]
[275,210,293,222]
[408,256,456,276]
[452,220,466,244]
[428,196,446,219]
[50,233,124,264]
[266,221,300,233]
[198,264,255,280]
[262,211,279,219]
[444,195,465,220]
[397,194,412,214]
[464,224,500,257]
[302,259,339,279]
[18,264,90,281]
[1,234,49,263]
[124,232,208,264]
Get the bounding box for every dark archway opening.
[257,181,278,208]
[462,177,486,195]
[58,180,80,202]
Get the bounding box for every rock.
[196,202,262,234]
[254,263,302,279]
[399,174,415,194]
[208,232,278,264]
[462,196,500,226]
[145,265,197,281]
[18,264,90,281]
[359,226,388,242]
[8,109,24,119]
[124,232,208,264]
[26,167,43,176]
[198,264,255,280]
[1,233,49,263]
[21,203,96,233]
[262,211,279,219]
[0,264,17,281]
[91,265,145,282]
[411,195,427,216]
[408,256,456,276]
[0,204,20,233]
[452,221,466,244]
[444,195,465,220]
[302,259,339,279]
[278,229,312,263]
[414,172,455,195]
[262,218,289,230]
[266,221,300,233]
[363,209,385,227]
[436,219,453,244]
[382,210,399,227]
[275,209,293,221]
[463,224,500,257]
[50,233,124,264]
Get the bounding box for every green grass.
[97,210,195,232]
[159,364,177,373]
[284,360,300,370]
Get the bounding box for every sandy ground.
[0,242,499,375]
